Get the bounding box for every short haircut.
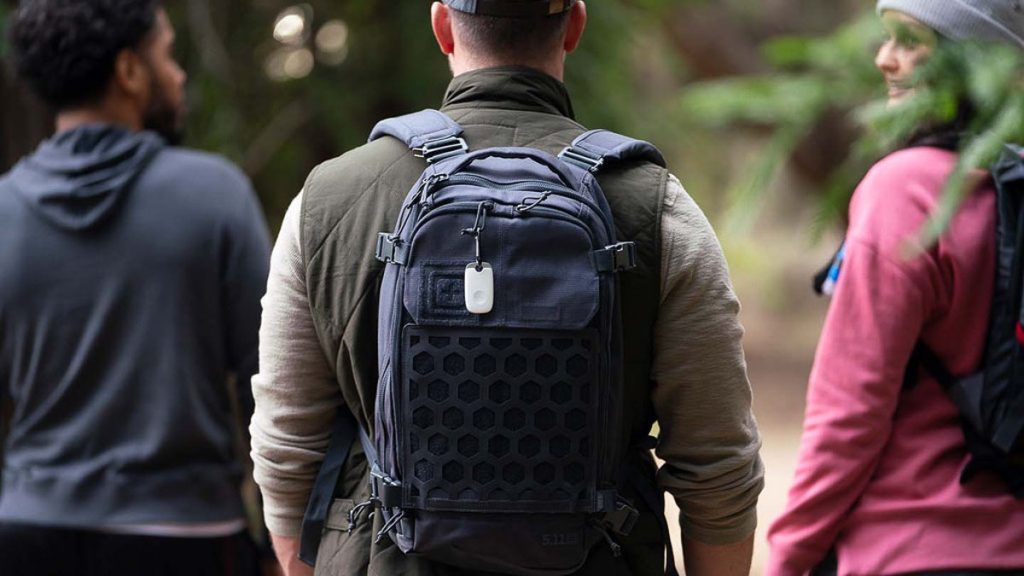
[450,9,571,63]
[9,0,161,109]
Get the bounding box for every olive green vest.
[301,67,670,576]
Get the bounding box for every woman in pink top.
[767,2,1024,575]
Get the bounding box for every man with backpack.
[250,2,763,575]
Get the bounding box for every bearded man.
[0,2,271,574]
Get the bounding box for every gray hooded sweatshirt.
[0,125,271,528]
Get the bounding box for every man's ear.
[564,1,587,54]
[431,1,456,56]
[112,49,150,102]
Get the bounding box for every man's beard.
[142,78,185,146]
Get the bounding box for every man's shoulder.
[304,137,416,196]
[146,147,252,194]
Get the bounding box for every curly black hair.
[9,0,161,109]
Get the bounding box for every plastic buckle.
[607,242,637,272]
[559,146,605,173]
[602,501,640,536]
[413,136,469,163]
[375,233,401,264]
[369,468,403,509]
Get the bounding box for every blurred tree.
[681,9,1024,242]
[1,0,871,230]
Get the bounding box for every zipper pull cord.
[514,191,551,214]
[461,201,493,271]
[591,521,623,558]
[346,498,376,531]
[374,510,405,543]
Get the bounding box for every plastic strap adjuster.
[370,468,403,509]
[594,242,638,273]
[413,136,469,163]
[559,146,605,173]
[599,499,640,536]
[375,233,405,264]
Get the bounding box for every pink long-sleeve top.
[767,147,1024,576]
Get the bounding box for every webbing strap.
[368,109,468,163]
[626,453,679,576]
[594,242,638,273]
[298,408,359,566]
[559,129,667,173]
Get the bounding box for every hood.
[9,124,165,231]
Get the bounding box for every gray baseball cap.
[443,0,577,17]
[877,0,1024,49]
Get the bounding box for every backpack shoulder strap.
[298,407,359,566]
[559,129,667,173]
[368,109,468,163]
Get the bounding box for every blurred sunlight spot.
[283,48,315,79]
[316,20,349,66]
[273,6,311,46]
[265,47,314,81]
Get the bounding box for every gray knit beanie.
[877,0,1024,49]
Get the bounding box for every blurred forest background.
[1,0,893,572]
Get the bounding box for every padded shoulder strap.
[368,109,468,163]
[559,129,667,173]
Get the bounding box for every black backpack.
[817,144,1024,497]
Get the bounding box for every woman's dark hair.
[9,0,161,110]
[450,10,570,64]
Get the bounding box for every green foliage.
[159,1,681,231]
[680,14,883,234]
[681,10,1024,245]
[0,4,8,59]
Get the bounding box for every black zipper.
[427,174,614,242]
[406,201,598,261]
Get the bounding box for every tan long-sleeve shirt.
[250,175,764,545]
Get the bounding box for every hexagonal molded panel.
[489,381,511,403]
[473,354,496,377]
[535,354,557,377]
[442,408,464,430]
[566,462,585,484]
[565,409,586,431]
[535,408,556,431]
[503,463,525,484]
[550,435,571,458]
[413,406,435,429]
[504,408,526,431]
[473,462,495,484]
[443,461,464,483]
[413,352,434,375]
[519,381,542,404]
[415,460,434,482]
[505,354,527,377]
[566,354,588,378]
[428,434,449,456]
[489,435,510,457]
[458,435,480,457]
[551,381,572,404]
[458,380,480,403]
[521,338,543,350]
[428,380,448,402]
[518,436,541,458]
[443,353,465,376]
[535,462,556,485]
[473,408,495,430]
